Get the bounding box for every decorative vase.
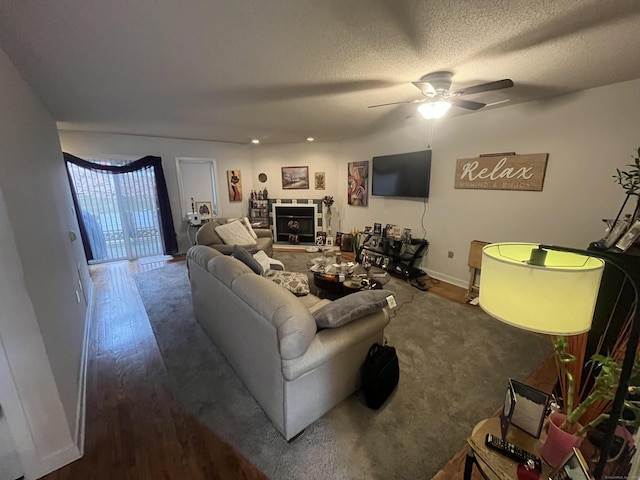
[540,412,584,468]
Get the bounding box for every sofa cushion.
[297,295,331,314]
[195,219,225,246]
[187,244,223,270]
[232,245,263,275]
[207,255,254,289]
[215,220,257,246]
[265,270,310,296]
[232,274,316,360]
[313,289,394,328]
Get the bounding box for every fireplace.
[272,204,317,243]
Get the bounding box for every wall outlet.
[448,251,454,258]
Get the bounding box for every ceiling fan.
[368,71,514,119]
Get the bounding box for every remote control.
[485,434,542,470]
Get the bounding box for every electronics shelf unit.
[357,233,429,280]
[249,198,269,228]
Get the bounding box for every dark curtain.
[64,152,178,260]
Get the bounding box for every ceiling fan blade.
[368,98,424,108]
[484,99,511,107]
[411,80,437,96]
[451,79,514,96]
[449,98,486,110]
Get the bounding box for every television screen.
[371,150,431,198]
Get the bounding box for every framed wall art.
[315,172,326,190]
[348,161,368,206]
[282,166,309,189]
[227,170,242,202]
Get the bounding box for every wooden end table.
[465,417,552,480]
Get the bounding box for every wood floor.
[40,254,553,480]
[41,256,267,480]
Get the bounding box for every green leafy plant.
[554,336,640,436]
[613,147,640,221]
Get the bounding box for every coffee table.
[310,258,390,297]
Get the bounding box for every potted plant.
[540,336,640,467]
[612,147,640,223]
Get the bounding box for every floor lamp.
[479,242,640,480]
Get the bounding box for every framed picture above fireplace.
[282,166,309,189]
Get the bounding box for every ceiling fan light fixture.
[417,100,451,119]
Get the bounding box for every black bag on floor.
[361,343,399,409]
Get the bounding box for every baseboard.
[20,442,81,480]
[74,280,93,454]
[424,269,467,289]
[17,282,93,480]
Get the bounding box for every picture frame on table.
[341,234,353,252]
[386,224,396,239]
[549,448,591,480]
[509,379,549,438]
[374,223,382,235]
[597,219,629,249]
[615,219,640,251]
[195,201,213,220]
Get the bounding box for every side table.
[466,417,552,480]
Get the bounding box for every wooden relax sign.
[454,153,549,191]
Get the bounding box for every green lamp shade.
[479,243,605,335]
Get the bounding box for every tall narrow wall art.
[227,170,243,201]
[348,161,368,207]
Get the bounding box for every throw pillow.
[252,250,272,273]
[242,217,259,239]
[227,216,258,239]
[313,289,394,328]
[265,270,310,296]
[215,220,257,246]
[232,245,263,275]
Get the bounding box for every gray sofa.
[186,245,391,440]
[195,217,273,256]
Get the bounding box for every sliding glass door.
[67,160,164,262]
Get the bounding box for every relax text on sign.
[454,153,549,191]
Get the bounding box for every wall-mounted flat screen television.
[371,149,432,198]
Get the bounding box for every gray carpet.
[134,252,551,480]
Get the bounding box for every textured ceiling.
[1,0,639,144]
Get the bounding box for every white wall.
[251,79,640,286]
[0,47,88,477]
[58,79,640,287]
[58,132,254,252]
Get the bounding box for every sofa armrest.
[281,309,390,381]
[254,228,272,238]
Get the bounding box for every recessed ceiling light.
[306,137,314,142]
[251,139,260,144]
